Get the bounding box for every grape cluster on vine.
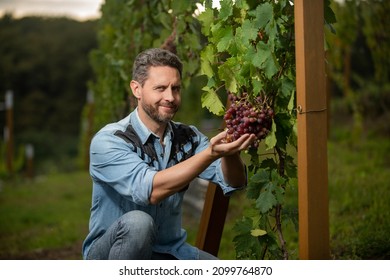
[223,93,274,148]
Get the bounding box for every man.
[82,48,255,260]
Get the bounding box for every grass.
[327,130,390,259]
[0,128,389,259]
[0,172,92,259]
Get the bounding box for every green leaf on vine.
[219,0,233,21]
[218,62,238,93]
[284,154,297,179]
[251,228,267,237]
[233,216,262,259]
[256,183,277,213]
[201,87,225,116]
[197,8,214,36]
[250,2,273,29]
[287,88,295,112]
[247,168,269,199]
[241,19,259,43]
[200,45,215,78]
[171,0,190,14]
[260,158,278,170]
[289,118,298,148]
[265,120,277,150]
[274,113,291,150]
[216,26,234,52]
[252,42,269,68]
[281,77,295,98]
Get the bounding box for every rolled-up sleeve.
[89,132,157,206]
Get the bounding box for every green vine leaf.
[256,42,279,78]
[241,19,259,43]
[216,26,234,52]
[251,228,267,237]
[260,158,278,170]
[265,120,277,150]
[250,2,273,29]
[201,87,225,116]
[197,8,214,36]
[218,62,238,93]
[246,169,269,199]
[247,168,269,199]
[256,182,277,213]
[218,0,233,21]
[233,216,262,259]
[274,113,292,150]
[200,45,215,78]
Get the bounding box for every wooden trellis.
[196,0,330,260]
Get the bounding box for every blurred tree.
[361,0,390,84]
[325,0,390,136]
[0,15,97,173]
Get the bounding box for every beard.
[141,101,179,124]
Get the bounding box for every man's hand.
[209,130,256,158]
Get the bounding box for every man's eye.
[155,87,165,92]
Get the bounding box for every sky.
[0,0,104,20]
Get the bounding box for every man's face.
[135,66,181,125]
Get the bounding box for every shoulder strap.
[114,124,157,165]
[169,122,199,163]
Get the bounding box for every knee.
[119,210,155,239]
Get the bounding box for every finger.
[232,133,252,145]
[210,130,227,144]
[239,134,256,150]
[236,134,256,150]
[223,134,252,151]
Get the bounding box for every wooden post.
[195,183,229,257]
[25,143,34,178]
[5,90,14,175]
[295,0,330,259]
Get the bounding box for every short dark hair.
[132,48,183,86]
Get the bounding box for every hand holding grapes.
[209,130,256,158]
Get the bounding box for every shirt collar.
[130,108,174,145]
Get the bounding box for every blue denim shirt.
[82,109,241,260]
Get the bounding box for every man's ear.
[130,80,141,99]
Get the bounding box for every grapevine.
[198,0,297,260]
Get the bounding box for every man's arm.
[221,153,247,187]
[149,131,255,204]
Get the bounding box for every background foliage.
[0,15,97,173]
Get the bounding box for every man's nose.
[164,87,175,102]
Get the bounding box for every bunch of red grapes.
[223,93,274,148]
